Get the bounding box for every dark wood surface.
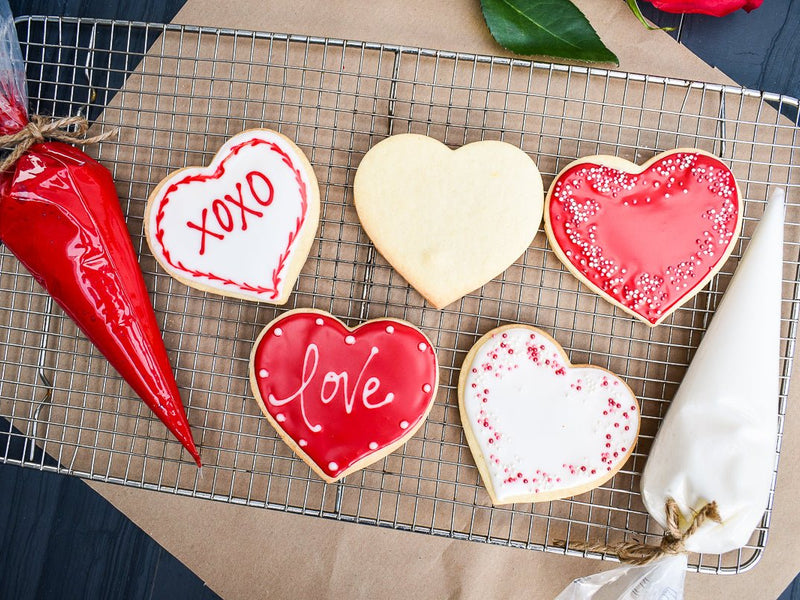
[2,1,799,598]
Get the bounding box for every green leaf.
[625,0,676,31]
[480,0,618,64]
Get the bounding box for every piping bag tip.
[183,437,202,467]
[767,186,786,211]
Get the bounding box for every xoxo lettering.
[267,343,395,433]
[186,170,274,255]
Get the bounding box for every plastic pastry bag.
[554,554,687,600]
[640,188,784,554]
[0,0,28,134]
[0,0,200,464]
[556,188,784,599]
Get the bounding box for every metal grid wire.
[2,16,800,574]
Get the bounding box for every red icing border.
[154,137,309,299]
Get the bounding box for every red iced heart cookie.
[545,149,742,326]
[459,324,640,505]
[249,310,439,483]
[145,129,319,304]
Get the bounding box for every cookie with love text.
[354,134,543,309]
[249,309,439,483]
[545,149,742,326]
[459,324,639,505]
[145,129,320,303]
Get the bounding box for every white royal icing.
[641,188,785,554]
[148,129,314,301]
[462,327,638,503]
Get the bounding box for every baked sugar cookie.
[145,129,320,303]
[545,149,742,326]
[459,324,639,505]
[354,134,543,309]
[249,309,439,483]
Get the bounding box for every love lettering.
[268,344,395,433]
[186,170,274,255]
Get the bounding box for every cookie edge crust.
[457,323,640,506]
[543,148,743,327]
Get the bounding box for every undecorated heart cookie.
[354,134,543,309]
[249,309,439,483]
[545,149,742,326]
[459,324,639,505]
[145,129,320,303]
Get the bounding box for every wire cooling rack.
[2,16,800,575]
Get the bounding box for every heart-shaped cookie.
[354,134,543,309]
[459,324,639,505]
[249,309,439,483]
[545,149,742,326]
[145,129,320,303]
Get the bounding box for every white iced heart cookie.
[459,324,640,505]
[354,134,543,309]
[145,129,320,303]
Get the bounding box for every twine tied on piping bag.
[557,499,722,566]
[0,114,118,172]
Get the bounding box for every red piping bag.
[0,2,200,465]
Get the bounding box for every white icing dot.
[258,369,269,379]
[299,439,308,447]
[345,335,356,345]
[385,325,395,334]
[328,461,339,472]
[369,442,378,450]
[417,342,427,352]
[315,318,324,326]
[274,328,283,337]
[400,420,409,430]
[423,384,432,393]
[276,413,286,423]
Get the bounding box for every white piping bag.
[641,187,784,554]
[556,188,785,599]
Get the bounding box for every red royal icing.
[154,136,308,299]
[251,311,438,480]
[547,151,740,325]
